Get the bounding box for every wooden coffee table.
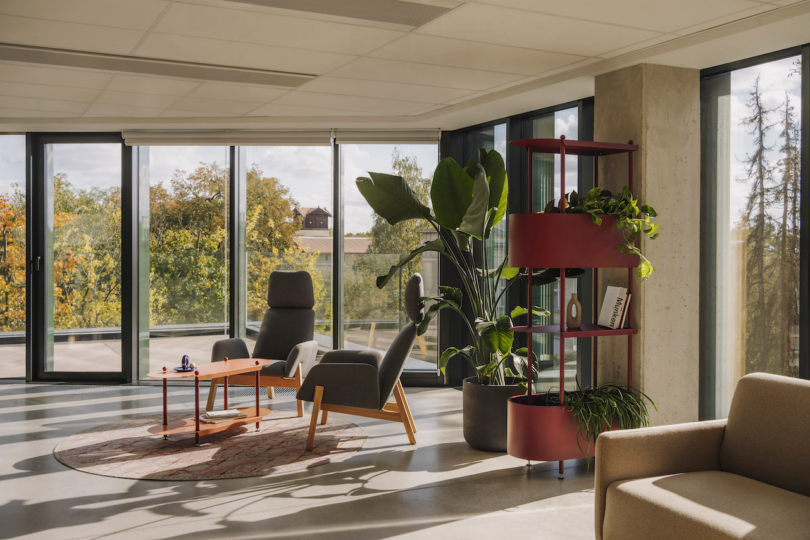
[147,358,273,446]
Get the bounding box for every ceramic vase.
[566,293,582,329]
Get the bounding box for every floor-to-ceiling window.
[340,143,439,370]
[529,106,580,392]
[701,48,807,418]
[140,146,230,375]
[244,146,333,354]
[0,135,25,378]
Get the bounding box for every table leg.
[255,370,260,431]
[162,378,168,440]
[195,376,200,447]
[224,375,229,410]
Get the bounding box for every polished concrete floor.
[0,383,596,540]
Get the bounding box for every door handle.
[31,256,41,273]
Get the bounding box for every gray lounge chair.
[297,273,423,450]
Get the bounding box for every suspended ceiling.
[0,0,808,131]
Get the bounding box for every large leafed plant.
[357,149,546,385]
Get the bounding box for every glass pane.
[530,107,579,392]
[703,56,802,418]
[46,143,122,372]
[244,146,333,354]
[0,135,25,378]
[466,124,508,316]
[144,147,230,374]
[341,144,439,370]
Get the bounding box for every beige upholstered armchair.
[595,373,810,540]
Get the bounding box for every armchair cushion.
[603,471,810,540]
[259,360,286,378]
[296,363,381,410]
[210,337,250,363]
[595,419,726,540]
[319,349,382,369]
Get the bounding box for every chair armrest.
[284,340,319,377]
[319,349,383,369]
[296,363,381,410]
[594,419,727,540]
[210,338,249,363]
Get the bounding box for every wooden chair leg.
[396,381,417,434]
[295,366,304,417]
[321,410,328,425]
[267,386,275,399]
[306,386,324,451]
[205,379,219,412]
[393,382,416,445]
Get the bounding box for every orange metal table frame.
[147,358,273,446]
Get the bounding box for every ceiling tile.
[298,77,474,104]
[0,81,99,102]
[416,4,661,57]
[0,15,144,55]
[0,62,112,89]
[189,83,289,103]
[0,0,168,31]
[485,76,538,93]
[155,3,403,55]
[0,106,76,118]
[169,96,261,115]
[85,103,165,117]
[106,75,199,96]
[136,33,355,74]
[535,57,601,78]
[159,109,236,118]
[672,4,775,34]
[444,91,490,105]
[370,34,585,75]
[326,58,524,91]
[0,95,87,114]
[598,34,678,59]
[274,91,427,114]
[246,103,376,117]
[408,103,448,115]
[95,90,180,109]
[477,0,765,33]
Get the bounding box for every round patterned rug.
[53,411,367,480]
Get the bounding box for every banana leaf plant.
[357,149,551,385]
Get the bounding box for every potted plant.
[357,149,546,451]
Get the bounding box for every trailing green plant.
[545,186,660,279]
[357,149,548,385]
[564,382,657,461]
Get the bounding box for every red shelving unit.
[505,136,639,476]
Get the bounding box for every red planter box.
[507,395,616,462]
[508,213,638,269]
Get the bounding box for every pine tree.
[739,76,775,373]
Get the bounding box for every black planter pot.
[462,377,523,452]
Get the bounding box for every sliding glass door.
[29,134,131,381]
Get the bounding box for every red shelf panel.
[509,138,637,156]
[508,213,639,269]
[510,323,638,338]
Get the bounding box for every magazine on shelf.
[620,293,632,329]
[597,286,628,329]
[200,415,247,424]
[203,409,244,419]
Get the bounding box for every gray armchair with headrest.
[297,273,423,451]
[206,270,319,417]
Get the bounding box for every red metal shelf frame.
[507,135,638,405]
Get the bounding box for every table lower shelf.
[510,323,638,338]
[147,407,271,437]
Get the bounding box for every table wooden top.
[147,358,273,381]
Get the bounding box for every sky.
[727,55,802,228]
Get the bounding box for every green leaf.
[376,238,445,289]
[458,163,490,239]
[356,172,432,226]
[478,259,520,280]
[453,230,470,251]
[431,158,474,230]
[481,149,508,229]
[439,345,475,382]
[510,305,551,319]
[476,315,514,354]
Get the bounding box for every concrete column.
[594,64,700,425]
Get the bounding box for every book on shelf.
[200,415,247,424]
[203,409,244,419]
[597,286,629,329]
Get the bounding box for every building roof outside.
[294,207,332,217]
